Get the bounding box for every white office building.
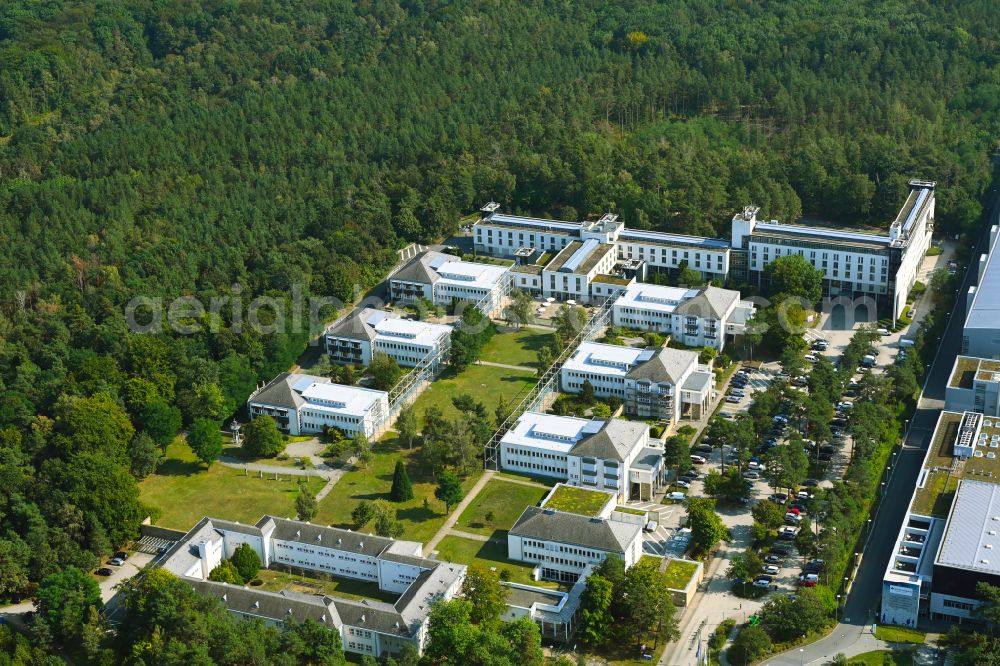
[964,224,1000,359]
[247,373,388,438]
[540,238,622,305]
[498,411,664,501]
[560,342,712,423]
[612,283,754,351]
[324,308,451,368]
[475,180,934,322]
[731,180,934,323]
[473,205,731,283]
[389,251,511,316]
[507,505,643,583]
[158,515,465,659]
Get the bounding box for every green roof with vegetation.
[542,485,613,517]
[663,559,700,590]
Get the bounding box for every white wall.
[270,538,380,582]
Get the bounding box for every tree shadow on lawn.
[155,458,203,476]
[397,505,441,523]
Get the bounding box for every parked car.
[800,573,820,584]
[682,470,700,480]
[675,480,691,489]
[743,471,761,480]
[803,478,819,487]
[726,396,742,404]
[748,461,765,471]
[788,502,808,514]
[770,547,791,557]
[804,353,818,363]
[797,490,813,500]
[690,455,707,465]
[772,492,789,503]
[798,577,818,588]
[666,491,687,501]
[765,554,783,564]
[762,565,780,575]
[778,527,798,540]
[108,557,125,567]
[96,568,113,576]
[784,513,802,525]
[643,520,658,533]
[837,401,854,411]
[752,578,772,589]
[729,389,746,398]
[877,327,891,336]
[114,551,128,561]
[695,444,714,454]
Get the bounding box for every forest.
[1,0,999,661]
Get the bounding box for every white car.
[762,565,780,575]
[666,491,687,501]
[837,401,854,410]
[878,328,891,336]
[804,354,818,363]
[797,490,813,500]
[752,578,772,589]
[743,471,761,480]
[675,480,691,489]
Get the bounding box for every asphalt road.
[763,188,1000,666]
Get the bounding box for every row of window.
[619,245,725,271]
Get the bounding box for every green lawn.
[455,479,548,536]
[543,485,612,516]
[874,625,925,644]
[410,363,537,424]
[494,471,558,487]
[312,434,480,544]
[846,649,914,666]
[140,440,325,531]
[433,535,563,590]
[663,559,699,590]
[255,568,398,603]
[480,329,552,367]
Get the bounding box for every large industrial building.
[473,180,935,322]
[963,223,1000,359]
[881,411,1000,626]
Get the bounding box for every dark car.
[818,453,833,462]
[803,478,819,487]
[770,547,791,557]
[682,470,700,480]
[114,551,128,560]
[789,502,808,514]
[96,568,113,576]
[765,554,783,564]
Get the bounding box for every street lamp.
[799,648,805,665]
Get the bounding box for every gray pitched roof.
[248,372,303,410]
[675,286,739,319]
[211,519,264,538]
[391,251,445,285]
[570,419,647,461]
[188,579,340,627]
[510,506,641,553]
[267,517,395,558]
[627,347,698,385]
[325,309,378,342]
[332,598,413,637]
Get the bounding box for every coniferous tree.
[390,460,414,502]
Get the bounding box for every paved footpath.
[475,360,538,373]
[426,470,494,552]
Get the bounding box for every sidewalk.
[426,470,495,552]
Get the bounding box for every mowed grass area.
[256,568,398,603]
[312,434,480,543]
[140,440,325,530]
[455,479,549,537]
[433,535,563,590]
[874,625,925,644]
[845,650,914,666]
[480,329,552,367]
[410,363,536,424]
